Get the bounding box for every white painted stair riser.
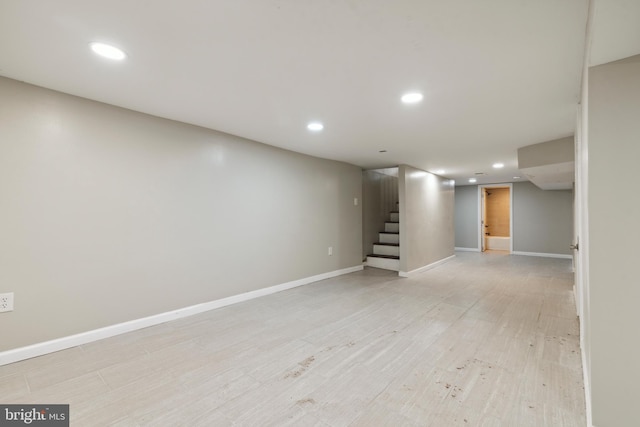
[385,222,400,233]
[379,233,400,244]
[390,212,399,222]
[373,244,400,257]
[366,256,400,271]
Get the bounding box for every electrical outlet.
[0,292,14,312]
[328,246,333,256]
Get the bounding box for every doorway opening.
[479,184,513,253]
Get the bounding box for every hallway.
[0,252,585,426]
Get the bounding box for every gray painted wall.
[589,54,640,427]
[517,136,574,169]
[398,165,455,273]
[454,185,478,249]
[454,182,573,254]
[0,77,363,351]
[512,182,573,255]
[362,170,398,259]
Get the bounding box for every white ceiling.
[0,1,633,186]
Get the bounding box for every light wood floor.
[0,252,586,426]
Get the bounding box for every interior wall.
[0,77,363,351]
[589,54,640,427]
[454,182,572,254]
[512,181,573,255]
[454,185,479,249]
[485,187,511,237]
[362,170,398,259]
[575,29,592,427]
[398,165,454,273]
[518,136,575,169]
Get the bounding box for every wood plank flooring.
[0,252,586,426]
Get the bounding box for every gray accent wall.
[454,185,478,249]
[454,182,573,254]
[512,181,573,255]
[0,77,363,351]
[589,54,640,427]
[398,165,455,273]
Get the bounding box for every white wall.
[588,54,640,427]
[0,77,363,351]
[398,165,455,274]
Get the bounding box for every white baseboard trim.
[399,254,456,278]
[511,251,572,259]
[0,265,363,366]
[581,335,593,427]
[454,247,480,252]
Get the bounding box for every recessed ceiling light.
[401,92,423,104]
[492,163,504,169]
[307,122,324,131]
[90,42,127,60]
[468,178,477,183]
[513,176,521,179]
[435,169,445,175]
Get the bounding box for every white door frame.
[477,183,514,253]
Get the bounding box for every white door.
[481,188,487,251]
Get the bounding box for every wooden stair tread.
[379,232,399,235]
[374,243,400,247]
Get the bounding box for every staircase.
[366,204,400,271]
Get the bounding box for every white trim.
[454,247,480,252]
[511,251,572,259]
[0,265,363,366]
[581,333,593,427]
[477,185,482,251]
[399,254,455,277]
[576,2,593,423]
